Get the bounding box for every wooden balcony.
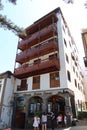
[17,85,27,91]
[26,13,58,35]
[18,24,57,50]
[16,39,58,64]
[14,57,60,79]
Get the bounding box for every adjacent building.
[0,71,14,128]
[82,29,87,67]
[81,29,87,109]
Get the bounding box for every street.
[65,126,87,130]
[11,119,87,130]
[12,126,87,130]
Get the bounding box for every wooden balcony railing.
[16,39,58,64]
[26,13,58,35]
[14,57,60,79]
[18,24,57,50]
[17,85,27,91]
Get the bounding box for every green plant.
[35,111,43,117]
[78,112,83,120]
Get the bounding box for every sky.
[0,0,87,73]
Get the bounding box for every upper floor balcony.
[26,13,58,35]
[14,57,60,79]
[18,24,57,51]
[16,39,58,64]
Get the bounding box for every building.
[82,29,87,67]
[0,71,14,128]
[13,7,85,128]
[81,29,87,109]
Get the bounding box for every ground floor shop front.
[12,88,76,129]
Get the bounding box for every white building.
[13,7,85,128]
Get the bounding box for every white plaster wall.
[0,79,5,102]
[1,76,14,127]
[14,78,21,92]
[57,12,85,107]
[57,13,67,88]
[27,74,49,91]
[40,74,49,90]
[75,89,85,102]
[27,77,32,91]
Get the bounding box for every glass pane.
[48,103,52,113]
[37,103,40,111]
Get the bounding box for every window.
[74,79,77,87]
[33,76,40,89]
[66,54,69,63]
[48,103,52,113]
[64,39,67,47]
[67,70,71,82]
[73,66,75,73]
[28,97,42,116]
[0,84,1,91]
[71,52,75,61]
[17,79,27,91]
[50,72,60,88]
[17,85,20,91]
[29,103,41,114]
[76,71,78,78]
[49,53,57,60]
[69,41,71,47]
[21,79,27,90]
[63,25,65,33]
[34,59,41,64]
[78,83,80,90]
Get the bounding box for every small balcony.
[17,84,27,91]
[83,57,87,67]
[18,24,57,50]
[14,57,60,79]
[16,39,58,64]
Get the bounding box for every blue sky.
[0,0,87,73]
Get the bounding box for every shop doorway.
[47,95,65,115]
[14,96,26,128]
[27,96,42,128]
[47,95,65,128]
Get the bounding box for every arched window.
[28,96,42,116]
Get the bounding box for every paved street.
[12,119,87,130]
[12,126,87,130]
[65,126,87,130]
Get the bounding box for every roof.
[0,71,13,79]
